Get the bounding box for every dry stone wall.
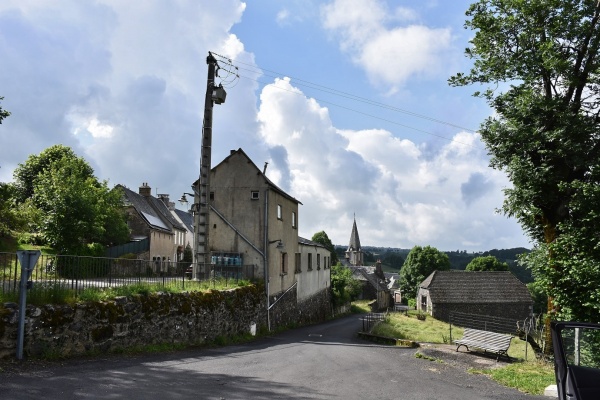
[0,285,266,359]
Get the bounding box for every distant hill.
[334,245,533,283]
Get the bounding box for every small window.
[209,191,215,201]
[251,191,259,200]
[317,254,321,270]
[292,212,296,228]
[295,253,302,273]
[277,204,282,220]
[308,253,313,271]
[281,252,288,275]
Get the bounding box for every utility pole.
[193,52,226,279]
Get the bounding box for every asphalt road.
[0,314,549,399]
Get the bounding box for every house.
[345,216,363,266]
[117,183,187,271]
[348,260,392,310]
[417,270,533,327]
[205,149,331,328]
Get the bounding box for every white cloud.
[258,77,527,250]
[321,0,453,90]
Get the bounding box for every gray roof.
[173,208,193,232]
[298,237,326,248]
[347,217,361,252]
[118,185,184,233]
[420,270,533,304]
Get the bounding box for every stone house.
[205,149,332,328]
[417,270,533,326]
[117,183,187,271]
[349,261,392,310]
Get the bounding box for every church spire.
[345,214,363,266]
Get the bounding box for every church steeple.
[345,214,363,266]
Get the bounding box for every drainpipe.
[264,188,270,331]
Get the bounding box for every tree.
[450,1,600,323]
[0,96,9,124]
[311,230,338,265]
[465,256,509,272]
[383,252,404,271]
[13,146,129,254]
[330,265,361,306]
[399,245,450,300]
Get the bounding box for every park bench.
[454,328,513,360]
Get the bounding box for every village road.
[0,314,549,400]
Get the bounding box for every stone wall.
[268,287,332,330]
[0,285,266,360]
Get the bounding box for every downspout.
[264,188,270,331]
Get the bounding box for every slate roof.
[173,208,193,232]
[420,270,533,304]
[298,237,326,248]
[347,217,361,252]
[118,185,185,233]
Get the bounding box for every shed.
[417,270,533,326]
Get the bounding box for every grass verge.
[373,310,555,395]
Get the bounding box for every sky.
[0,0,532,252]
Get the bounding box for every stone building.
[345,216,363,266]
[417,270,533,327]
[117,183,187,270]
[205,149,332,329]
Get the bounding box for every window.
[295,253,302,273]
[281,252,288,275]
[421,295,428,311]
[292,212,296,228]
[308,253,313,271]
[317,254,321,270]
[251,191,259,200]
[277,204,282,220]
[209,191,214,201]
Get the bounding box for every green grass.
[372,311,460,344]
[373,310,555,395]
[471,360,555,395]
[350,300,372,313]
[0,279,254,305]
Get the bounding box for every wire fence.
[0,252,255,298]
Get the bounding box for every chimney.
[375,259,385,280]
[263,162,269,174]
[139,182,152,197]
[158,194,170,206]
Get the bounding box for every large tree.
[450,0,600,323]
[13,145,129,254]
[399,245,450,300]
[465,255,509,272]
[311,230,339,266]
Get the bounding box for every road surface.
[0,314,549,399]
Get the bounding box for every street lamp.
[178,193,196,210]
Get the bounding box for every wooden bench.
[455,328,513,360]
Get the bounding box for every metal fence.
[0,252,255,298]
[362,312,387,332]
[449,311,520,342]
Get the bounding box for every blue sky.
[0,0,531,251]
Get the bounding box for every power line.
[237,72,481,148]
[232,58,479,134]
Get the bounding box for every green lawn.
[369,309,555,395]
